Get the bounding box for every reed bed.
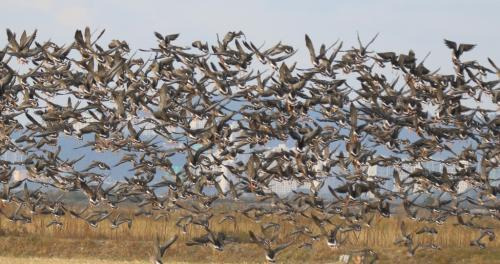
[0,203,498,263]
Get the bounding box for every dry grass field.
[0,204,498,263]
[0,256,148,264]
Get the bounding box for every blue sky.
[2,0,499,70]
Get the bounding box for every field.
[0,203,498,263]
[0,257,147,264]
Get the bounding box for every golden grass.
[0,257,271,264]
[0,203,498,263]
[0,256,148,264]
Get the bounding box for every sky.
[1,0,499,71]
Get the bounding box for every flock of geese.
[0,27,498,263]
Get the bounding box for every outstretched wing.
[274,240,294,254]
[159,235,178,257]
[443,39,457,51]
[305,34,316,63]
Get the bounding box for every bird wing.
[400,221,408,236]
[274,240,294,254]
[443,39,457,51]
[159,235,178,257]
[458,43,475,53]
[305,34,316,63]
